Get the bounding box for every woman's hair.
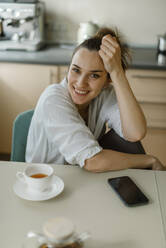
[72,27,131,71]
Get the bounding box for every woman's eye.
[91,73,100,79]
[72,68,80,73]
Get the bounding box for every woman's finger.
[98,49,109,60]
[99,49,112,66]
[152,159,165,170]
[102,35,119,48]
[100,43,115,56]
[102,37,117,48]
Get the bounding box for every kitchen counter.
[0,44,166,70]
[129,47,166,70]
[0,45,74,66]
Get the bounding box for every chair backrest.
[11,109,34,162]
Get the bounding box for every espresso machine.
[0,0,45,51]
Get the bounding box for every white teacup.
[16,164,54,193]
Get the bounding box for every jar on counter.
[23,217,90,248]
[77,21,99,44]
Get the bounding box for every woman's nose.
[76,75,88,87]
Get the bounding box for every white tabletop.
[0,161,166,248]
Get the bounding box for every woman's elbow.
[124,127,147,142]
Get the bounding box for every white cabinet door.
[58,66,69,82]
[126,69,166,165]
[142,129,166,165]
[0,63,58,153]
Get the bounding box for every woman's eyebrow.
[72,64,103,73]
[72,64,81,68]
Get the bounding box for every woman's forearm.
[99,35,146,142]
[84,149,155,172]
[111,70,147,142]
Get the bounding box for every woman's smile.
[73,86,90,96]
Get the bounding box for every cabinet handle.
[131,75,166,80]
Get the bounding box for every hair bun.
[95,27,117,39]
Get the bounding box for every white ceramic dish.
[13,175,64,201]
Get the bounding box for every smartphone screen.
[108,176,149,207]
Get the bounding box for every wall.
[43,0,166,47]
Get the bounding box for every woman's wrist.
[110,68,126,84]
[130,155,155,170]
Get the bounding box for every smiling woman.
[25,27,165,172]
[67,48,109,111]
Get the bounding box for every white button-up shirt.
[26,78,123,167]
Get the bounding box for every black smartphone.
[108,176,149,207]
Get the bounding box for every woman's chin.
[73,97,90,107]
[72,94,89,105]
[74,99,87,106]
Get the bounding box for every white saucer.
[13,175,64,201]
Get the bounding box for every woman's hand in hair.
[99,34,123,77]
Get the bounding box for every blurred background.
[43,0,166,47]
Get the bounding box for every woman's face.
[67,48,110,110]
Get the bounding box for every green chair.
[11,109,34,162]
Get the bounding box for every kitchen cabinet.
[126,69,166,165]
[58,66,69,81]
[0,63,68,154]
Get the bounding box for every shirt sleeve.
[42,87,102,167]
[102,87,124,138]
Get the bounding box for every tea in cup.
[16,164,54,193]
